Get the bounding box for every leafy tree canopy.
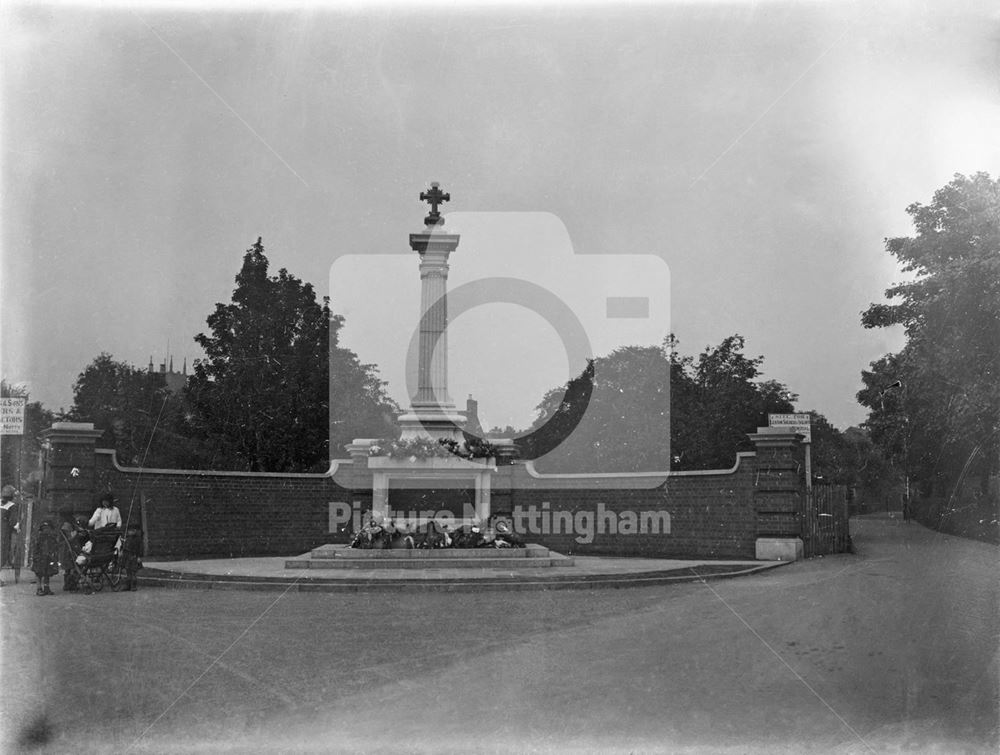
[520,334,798,473]
[859,172,1000,497]
[66,354,183,467]
[671,334,797,470]
[187,238,397,472]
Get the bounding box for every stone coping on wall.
[96,449,352,478]
[521,452,754,480]
[98,449,754,481]
[40,422,105,443]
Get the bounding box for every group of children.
[28,494,144,596]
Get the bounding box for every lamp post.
[879,380,909,519]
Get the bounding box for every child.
[59,516,87,591]
[1,485,21,585]
[30,521,59,596]
[119,523,144,591]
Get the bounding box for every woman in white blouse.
[88,493,122,530]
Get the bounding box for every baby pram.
[63,526,124,594]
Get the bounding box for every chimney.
[465,394,483,436]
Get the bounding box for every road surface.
[2,513,996,753]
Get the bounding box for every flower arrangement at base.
[368,436,497,461]
[349,513,525,550]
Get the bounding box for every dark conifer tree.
[188,238,397,472]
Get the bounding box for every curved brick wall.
[39,423,811,560]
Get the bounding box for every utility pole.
[879,380,908,519]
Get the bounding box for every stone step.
[312,545,551,560]
[284,555,574,570]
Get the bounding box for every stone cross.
[420,182,450,226]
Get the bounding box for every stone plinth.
[396,407,467,443]
[368,455,496,524]
[285,542,574,569]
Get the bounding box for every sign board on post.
[768,413,812,443]
[1,398,26,435]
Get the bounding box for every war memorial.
[32,185,845,589]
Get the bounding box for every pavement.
[136,549,786,591]
[1,512,997,754]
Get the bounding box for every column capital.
[409,232,460,254]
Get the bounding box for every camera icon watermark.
[329,207,671,488]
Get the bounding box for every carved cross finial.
[420,182,450,226]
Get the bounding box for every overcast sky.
[3,0,999,434]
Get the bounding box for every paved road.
[2,514,997,753]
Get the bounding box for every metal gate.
[803,484,850,557]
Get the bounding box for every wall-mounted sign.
[768,413,811,443]
[0,398,26,435]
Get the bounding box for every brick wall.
[94,451,355,559]
[42,424,807,561]
[489,458,758,558]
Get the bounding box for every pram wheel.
[109,566,125,592]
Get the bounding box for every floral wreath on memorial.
[350,512,524,550]
[367,436,497,461]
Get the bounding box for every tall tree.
[188,238,397,472]
[859,172,1000,498]
[327,313,401,457]
[522,335,797,473]
[66,354,183,467]
[516,359,597,466]
[685,335,797,469]
[806,412,867,485]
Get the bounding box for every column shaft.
[417,256,450,405]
